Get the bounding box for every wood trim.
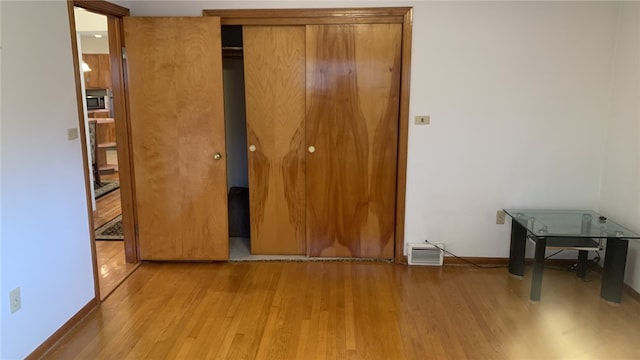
[203,8,407,25]
[25,298,98,360]
[394,8,412,264]
[108,17,138,263]
[444,257,510,266]
[443,257,577,267]
[74,0,129,16]
[624,283,640,302]
[72,0,137,263]
[67,0,101,301]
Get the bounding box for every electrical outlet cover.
[415,115,430,125]
[10,287,21,314]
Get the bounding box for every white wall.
[406,1,615,257]
[1,1,96,359]
[0,0,635,355]
[0,1,4,356]
[599,3,640,290]
[80,35,109,54]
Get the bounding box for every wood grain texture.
[95,241,139,301]
[394,8,413,263]
[25,298,98,360]
[93,188,121,229]
[124,17,228,260]
[74,0,129,17]
[82,54,112,89]
[203,8,407,25]
[305,24,402,258]
[95,119,116,170]
[87,109,110,118]
[243,26,306,255]
[108,15,137,264]
[43,262,640,359]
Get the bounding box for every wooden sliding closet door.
[243,26,306,255]
[124,17,229,260]
[306,24,402,258]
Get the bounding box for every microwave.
[85,89,110,111]
[86,95,106,110]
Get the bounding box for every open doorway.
[73,7,136,299]
[221,26,251,260]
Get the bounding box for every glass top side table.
[504,209,639,303]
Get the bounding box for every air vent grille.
[408,243,444,266]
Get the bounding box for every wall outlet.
[415,115,430,125]
[496,210,506,225]
[10,287,22,314]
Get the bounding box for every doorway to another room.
[73,7,136,299]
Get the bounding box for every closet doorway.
[214,8,413,262]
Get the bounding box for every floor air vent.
[408,243,444,266]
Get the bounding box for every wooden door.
[124,17,229,260]
[305,24,402,258]
[243,26,306,255]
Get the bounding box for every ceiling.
[74,7,107,37]
[74,7,109,53]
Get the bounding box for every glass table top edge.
[503,209,640,239]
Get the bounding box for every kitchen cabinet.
[88,109,110,118]
[82,54,112,90]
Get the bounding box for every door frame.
[204,7,413,263]
[67,0,139,300]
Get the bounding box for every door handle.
[213,152,223,160]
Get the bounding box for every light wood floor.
[44,262,640,359]
[93,187,122,229]
[93,175,137,300]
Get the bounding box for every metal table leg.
[509,220,527,277]
[576,250,588,278]
[601,238,629,303]
[530,236,546,301]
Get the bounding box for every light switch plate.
[415,115,430,125]
[496,210,506,225]
[10,287,21,314]
[67,128,79,140]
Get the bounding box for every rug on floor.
[95,180,120,199]
[95,214,123,240]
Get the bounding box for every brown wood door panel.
[124,17,229,260]
[243,26,306,255]
[305,24,402,258]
